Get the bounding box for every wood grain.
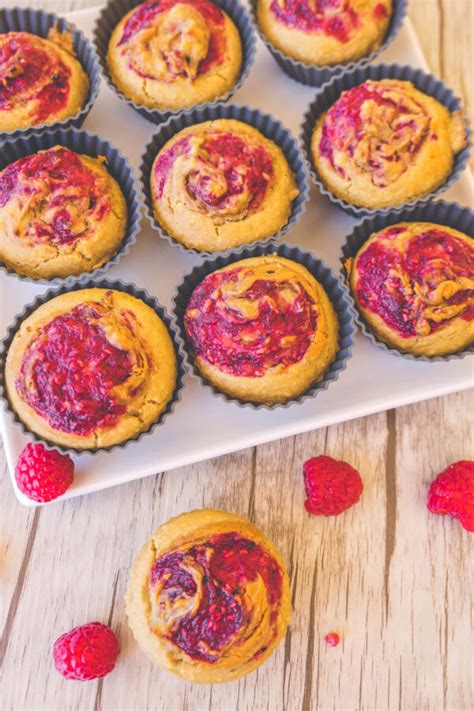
[1,1,473,710]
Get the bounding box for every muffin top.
[311,79,467,209]
[0,146,127,279]
[349,222,474,355]
[258,0,392,66]
[125,509,291,683]
[151,119,299,251]
[107,0,242,111]
[0,30,89,132]
[5,289,177,449]
[185,255,333,378]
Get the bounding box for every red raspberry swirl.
[15,302,140,435]
[118,0,226,80]
[0,147,111,245]
[319,81,431,187]
[154,131,273,218]
[185,265,317,377]
[150,532,283,662]
[0,33,71,121]
[269,0,361,43]
[355,227,474,338]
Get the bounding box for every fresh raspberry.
[324,632,340,647]
[15,443,74,503]
[303,455,363,516]
[53,622,120,681]
[427,460,474,532]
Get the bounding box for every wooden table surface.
[1,2,473,710]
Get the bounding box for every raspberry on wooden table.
[14,443,74,503]
[53,622,120,681]
[427,460,474,532]
[303,455,363,516]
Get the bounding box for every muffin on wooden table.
[126,509,291,683]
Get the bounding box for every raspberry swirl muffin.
[126,509,291,683]
[257,0,391,66]
[107,0,242,111]
[0,29,89,132]
[311,79,467,209]
[151,119,299,252]
[346,223,474,356]
[5,289,177,449]
[184,255,339,403]
[0,146,127,280]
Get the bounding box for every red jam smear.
[319,81,429,184]
[0,147,110,245]
[154,132,273,212]
[16,303,133,435]
[185,266,317,377]
[355,227,474,337]
[119,0,225,77]
[151,532,283,662]
[0,33,71,121]
[269,0,360,43]
[373,2,388,20]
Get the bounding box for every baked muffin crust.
[0,146,127,280]
[107,0,242,111]
[151,119,299,252]
[311,79,467,209]
[5,289,177,449]
[0,30,89,132]
[126,509,291,683]
[184,255,339,403]
[258,0,392,66]
[347,222,474,356]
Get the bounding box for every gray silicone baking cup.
[0,126,142,286]
[140,103,309,257]
[93,0,257,125]
[300,63,472,217]
[249,0,407,87]
[0,7,101,145]
[0,278,187,455]
[173,242,356,409]
[340,200,474,361]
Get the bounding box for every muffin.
[184,255,339,403]
[257,0,392,66]
[107,0,242,112]
[0,29,89,132]
[0,146,128,280]
[346,222,474,356]
[150,119,299,252]
[126,509,291,683]
[5,288,177,449]
[311,79,467,209]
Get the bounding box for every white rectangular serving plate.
[1,5,473,505]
